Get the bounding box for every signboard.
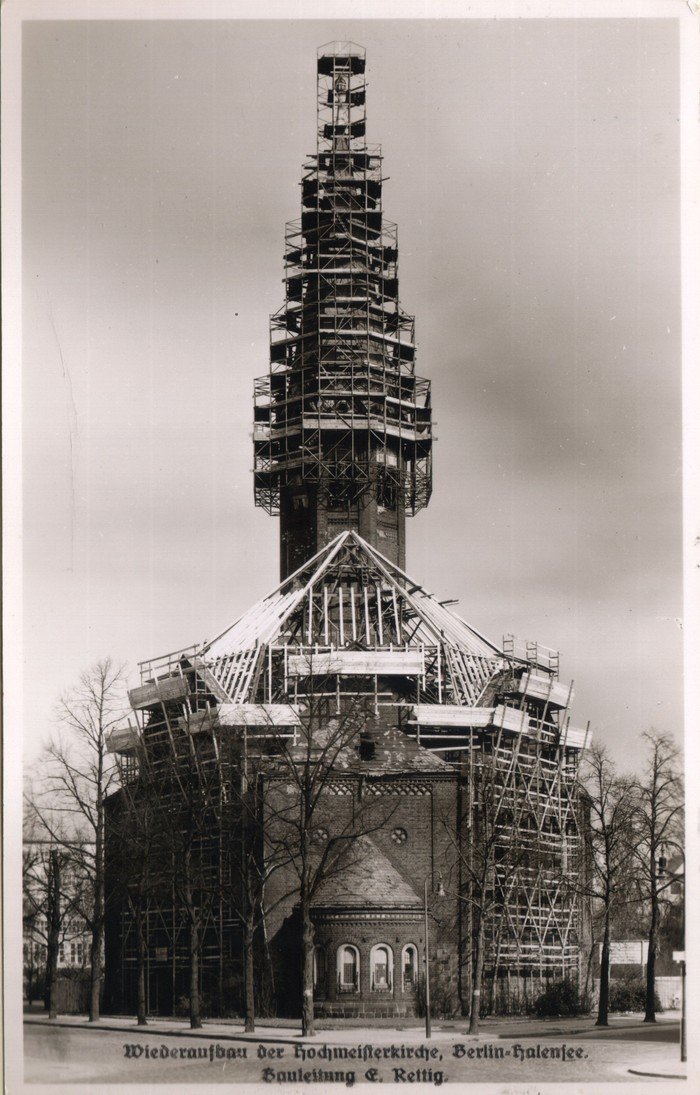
[673,951,686,963]
[599,940,648,965]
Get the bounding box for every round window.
[391,827,408,845]
[311,827,329,845]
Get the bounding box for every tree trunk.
[89,768,105,1022]
[189,915,202,1029]
[596,915,611,1026]
[468,913,485,1035]
[582,937,596,1011]
[88,921,102,1021]
[135,899,147,1026]
[644,892,658,1023]
[45,849,61,1019]
[300,899,315,1037]
[243,911,256,1033]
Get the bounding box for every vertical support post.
[681,959,686,1062]
[424,878,431,1040]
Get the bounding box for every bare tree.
[630,731,684,1023]
[32,658,127,1021]
[263,694,399,1037]
[109,673,398,1035]
[22,836,46,1006]
[22,820,65,1016]
[112,710,285,1033]
[107,780,160,1026]
[577,743,636,1026]
[221,733,283,1034]
[148,737,222,1030]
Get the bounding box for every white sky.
[17,14,686,772]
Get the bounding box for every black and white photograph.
[3,1,698,1091]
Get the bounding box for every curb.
[25,1015,681,1048]
[24,1019,459,1045]
[23,1019,304,1044]
[628,1069,686,1081]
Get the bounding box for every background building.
[23,840,92,1009]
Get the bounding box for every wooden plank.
[217,703,301,728]
[106,724,140,754]
[129,675,189,710]
[561,724,589,750]
[233,647,260,704]
[189,658,232,703]
[287,649,424,676]
[517,673,573,708]
[492,704,531,734]
[375,586,383,644]
[409,704,530,735]
[176,709,217,734]
[392,587,401,642]
[411,705,494,728]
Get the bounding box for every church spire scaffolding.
[253,42,433,579]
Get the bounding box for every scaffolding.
[253,43,433,521]
[106,44,590,1019]
[108,530,590,1014]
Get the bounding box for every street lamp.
[658,844,685,1063]
[424,875,446,1039]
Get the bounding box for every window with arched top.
[370,944,393,992]
[337,945,359,993]
[402,944,418,992]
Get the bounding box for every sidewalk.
[23,1008,681,1046]
[24,1013,457,1044]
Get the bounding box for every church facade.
[104,43,590,1021]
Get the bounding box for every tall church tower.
[253,43,433,579]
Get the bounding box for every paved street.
[23,1014,687,1085]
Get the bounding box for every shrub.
[533,978,585,1018]
[608,978,662,1014]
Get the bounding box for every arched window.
[402,944,418,992]
[370,944,393,992]
[313,946,326,993]
[337,945,359,993]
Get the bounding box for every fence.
[54,974,91,1015]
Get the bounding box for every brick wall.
[312,910,424,1018]
[262,771,464,1018]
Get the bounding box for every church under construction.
[104,43,591,1021]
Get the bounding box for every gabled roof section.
[203,530,501,661]
[311,835,421,909]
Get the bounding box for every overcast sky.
[20,16,683,771]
